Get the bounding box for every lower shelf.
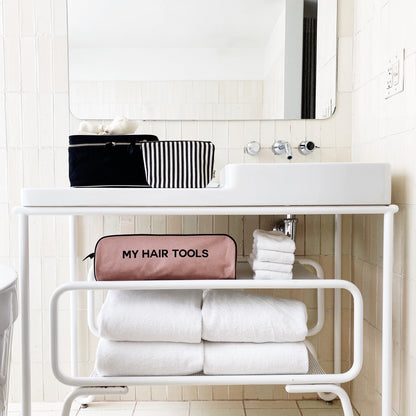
[63,349,336,387]
[51,274,362,388]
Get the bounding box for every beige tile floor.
[8,400,360,416]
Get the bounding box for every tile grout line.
[295,400,304,416]
[352,402,360,416]
[242,399,247,416]
[132,400,138,416]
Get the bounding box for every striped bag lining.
[141,141,215,188]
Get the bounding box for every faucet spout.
[284,142,293,160]
[272,140,293,160]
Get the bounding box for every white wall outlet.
[385,49,405,99]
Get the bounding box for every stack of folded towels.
[95,290,204,376]
[249,229,296,279]
[202,290,308,375]
[95,289,309,376]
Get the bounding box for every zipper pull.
[82,253,95,261]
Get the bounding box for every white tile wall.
[352,0,416,415]
[2,0,354,404]
[70,80,265,121]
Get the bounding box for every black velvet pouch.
[68,134,158,187]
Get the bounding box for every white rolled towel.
[78,117,138,135]
[78,121,100,135]
[249,254,293,273]
[95,339,204,376]
[97,290,202,343]
[202,290,307,343]
[253,229,296,253]
[253,270,293,280]
[103,116,138,135]
[204,341,309,375]
[251,246,295,264]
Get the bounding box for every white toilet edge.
[0,265,18,330]
[0,265,17,293]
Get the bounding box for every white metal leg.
[286,384,354,416]
[61,386,128,416]
[69,216,78,378]
[382,210,395,416]
[334,214,342,375]
[19,214,31,416]
[70,217,93,407]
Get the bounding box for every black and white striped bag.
[141,141,215,188]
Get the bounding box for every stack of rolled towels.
[249,229,296,279]
[95,289,309,376]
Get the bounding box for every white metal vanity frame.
[15,197,398,416]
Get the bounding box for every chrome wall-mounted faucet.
[272,140,293,160]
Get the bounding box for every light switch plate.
[385,49,405,99]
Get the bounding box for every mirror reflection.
[68,0,337,120]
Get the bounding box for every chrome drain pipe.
[274,214,298,241]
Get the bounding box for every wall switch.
[385,49,405,99]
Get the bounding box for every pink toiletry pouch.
[90,234,237,281]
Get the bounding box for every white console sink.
[221,163,391,206]
[21,162,391,207]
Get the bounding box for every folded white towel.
[202,290,307,342]
[253,230,296,253]
[249,254,293,273]
[253,270,293,279]
[98,290,202,343]
[95,339,204,376]
[204,341,309,375]
[251,246,295,264]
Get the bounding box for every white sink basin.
[21,163,391,207]
[221,163,391,206]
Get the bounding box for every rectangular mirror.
[68,0,337,121]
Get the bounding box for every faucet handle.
[245,141,261,156]
[272,140,293,160]
[298,140,319,155]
